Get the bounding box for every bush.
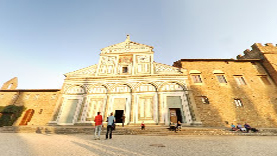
[0,105,26,127]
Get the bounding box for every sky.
[1,0,277,89]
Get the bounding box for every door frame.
[160,92,193,125]
[109,95,131,124]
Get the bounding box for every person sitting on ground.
[237,123,247,132]
[244,123,259,132]
[141,121,145,130]
[169,122,175,131]
[244,123,251,133]
[231,123,238,131]
[175,121,182,132]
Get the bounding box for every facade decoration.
[50,35,199,126]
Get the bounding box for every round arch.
[65,85,87,94]
[158,81,187,92]
[87,84,108,94]
[134,82,157,92]
[110,83,132,93]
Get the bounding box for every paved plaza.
[1,133,277,156]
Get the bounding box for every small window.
[201,96,209,104]
[39,109,43,114]
[191,75,202,83]
[260,76,271,85]
[234,99,243,107]
[122,67,128,73]
[235,76,247,85]
[216,75,227,83]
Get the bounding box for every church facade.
[49,36,200,126]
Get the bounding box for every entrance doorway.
[169,108,182,123]
[114,110,124,123]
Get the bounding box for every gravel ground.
[1,133,277,156]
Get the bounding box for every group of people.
[94,112,115,140]
[231,123,259,133]
[169,121,182,132]
[94,112,146,140]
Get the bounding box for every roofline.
[0,89,61,92]
[101,41,154,51]
[177,59,261,62]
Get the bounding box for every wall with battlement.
[0,89,60,126]
[173,59,277,128]
[237,43,277,85]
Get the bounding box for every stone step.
[1,126,277,136]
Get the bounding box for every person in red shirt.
[141,121,145,130]
[94,112,103,140]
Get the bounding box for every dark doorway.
[176,109,182,123]
[169,108,182,123]
[115,110,124,123]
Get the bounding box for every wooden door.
[169,109,177,123]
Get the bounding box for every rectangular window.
[260,76,271,85]
[216,75,227,83]
[122,67,128,73]
[191,75,202,83]
[234,99,243,107]
[235,76,247,85]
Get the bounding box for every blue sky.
[1,0,277,89]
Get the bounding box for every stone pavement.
[1,133,277,156]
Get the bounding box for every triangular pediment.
[154,62,186,74]
[65,64,97,77]
[101,36,153,54]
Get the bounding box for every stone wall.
[0,89,60,126]
[173,59,277,128]
[237,43,277,85]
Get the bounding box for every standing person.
[106,112,115,140]
[94,112,103,140]
[121,114,125,127]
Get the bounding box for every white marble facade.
[52,36,197,126]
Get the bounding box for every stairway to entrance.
[1,125,277,136]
